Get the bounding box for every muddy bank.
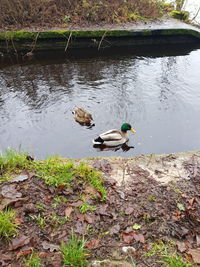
[1,150,200,266]
[0,18,200,54]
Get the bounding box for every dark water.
[0,44,200,159]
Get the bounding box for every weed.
[34,157,75,187]
[164,254,192,267]
[145,240,192,267]
[24,251,43,267]
[61,231,88,267]
[52,196,68,208]
[35,203,46,211]
[49,213,67,226]
[79,202,96,214]
[0,149,32,183]
[148,195,157,201]
[0,209,18,239]
[29,214,46,229]
[76,162,106,200]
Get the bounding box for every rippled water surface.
[0,44,200,159]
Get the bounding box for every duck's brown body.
[73,107,93,124]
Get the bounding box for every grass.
[145,240,193,267]
[0,209,18,239]
[29,214,46,229]
[0,149,31,183]
[0,150,106,200]
[24,252,43,267]
[60,231,88,267]
[79,202,97,214]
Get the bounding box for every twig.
[11,35,17,54]
[64,31,72,52]
[192,5,200,21]
[30,32,40,53]
[98,31,107,50]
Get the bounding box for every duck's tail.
[92,136,104,145]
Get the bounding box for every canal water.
[0,43,200,159]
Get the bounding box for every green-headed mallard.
[93,123,136,147]
[72,107,93,125]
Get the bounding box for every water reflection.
[93,143,134,152]
[0,45,200,158]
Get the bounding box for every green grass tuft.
[0,150,106,200]
[76,163,106,199]
[61,231,88,267]
[34,156,75,187]
[24,252,43,267]
[0,209,18,239]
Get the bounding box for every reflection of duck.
[93,142,134,152]
[93,123,136,147]
[72,107,93,125]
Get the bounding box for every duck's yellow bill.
[130,128,136,133]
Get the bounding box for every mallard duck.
[93,123,136,147]
[72,107,93,125]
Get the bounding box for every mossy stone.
[171,10,189,21]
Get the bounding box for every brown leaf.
[86,239,100,248]
[84,214,93,224]
[188,248,200,264]
[16,247,33,259]
[96,204,109,215]
[74,222,87,235]
[64,206,73,218]
[84,186,97,195]
[70,200,83,207]
[122,231,135,244]
[109,224,120,235]
[133,233,145,243]
[125,207,134,215]
[188,198,196,206]
[42,241,59,252]
[0,184,22,198]
[9,234,31,250]
[196,235,200,246]
[0,197,25,210]
[177,241,187,252]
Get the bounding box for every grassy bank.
[0,150,199,266]
[0,0,165,29]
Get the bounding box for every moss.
[171,10,189,21]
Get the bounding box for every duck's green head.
[121,123,136,133]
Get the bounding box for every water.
[0,44,200,159]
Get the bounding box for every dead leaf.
[133,233,145,243]
[42,241,59,252]
[70,200,83,207]
[9,234,31,250]
[74,222,87,235]
[188,248,200,264]
[11,174,29,183]
[177,241,187,252]
[0,197,25,210]
[125,207,134,215]
[84,214,93,224]
[84,186,97,195]
[86,239,100,248]
[122,231,135,244]
[16,247,33,259]
[110,224,120,235]
[64,206,73,218]
[0,184,22,198]
[97,204,109,215]
[196,235,200,246]
[188,198,196,206]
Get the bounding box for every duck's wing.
[100,130,123,141]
